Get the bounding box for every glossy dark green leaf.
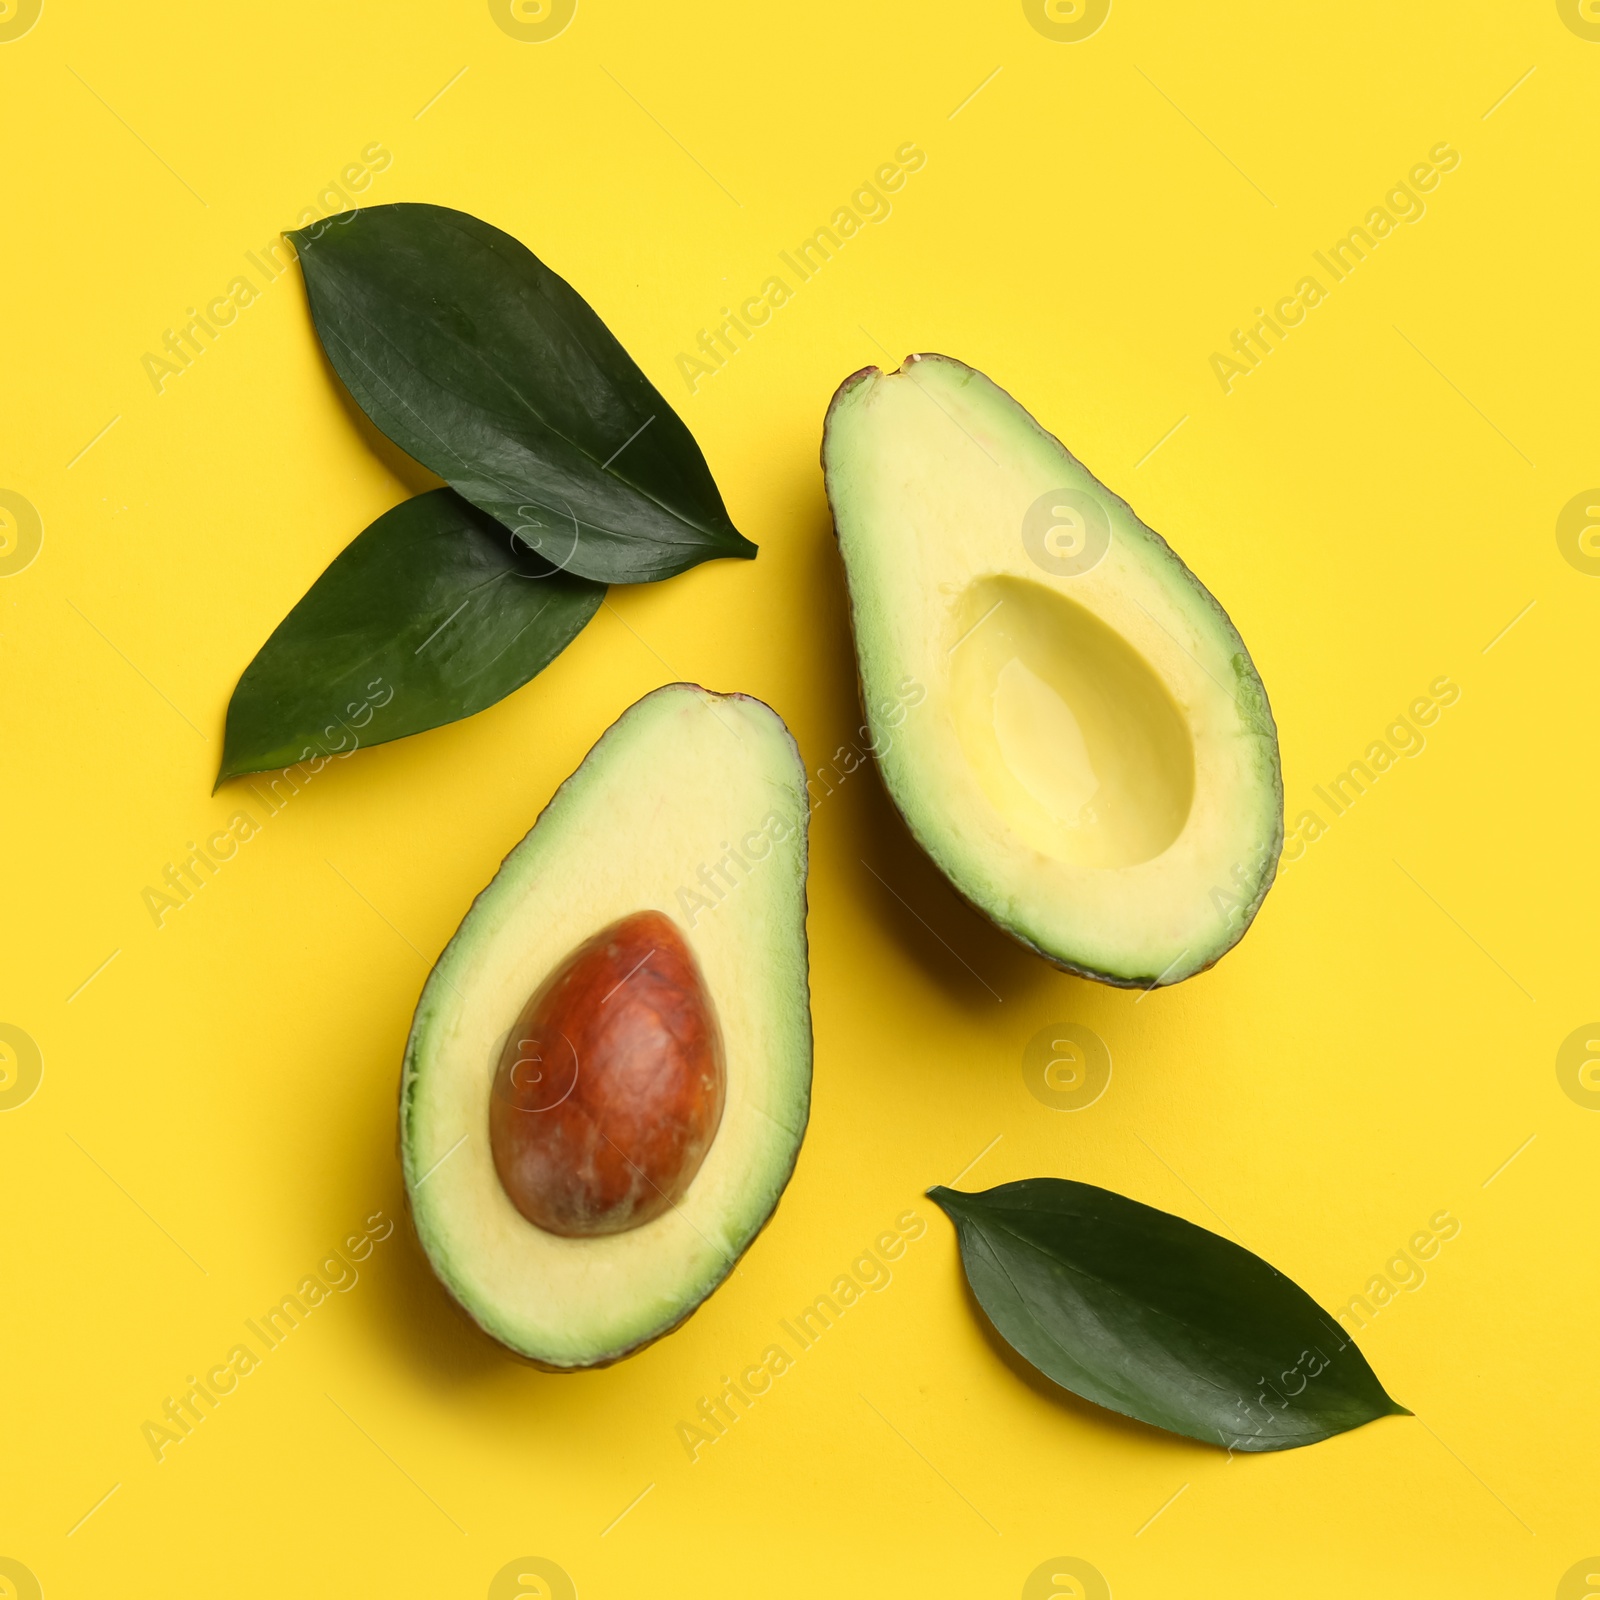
[286,203,756,584]
[217,489,603,786]
[929,1179,1409,1452]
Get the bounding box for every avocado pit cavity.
[489,909,725,1237]
[949,575,1195,869]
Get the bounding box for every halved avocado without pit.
[822,354,1282,987]
[401,684,812,1368]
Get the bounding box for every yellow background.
[3,1,1597,1594]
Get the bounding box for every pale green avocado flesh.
[823,354,1282,987]
[400,684,812,1367]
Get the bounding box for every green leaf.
[217,489,603,786]
[286,203,756,585]
[929,1179,1409,1452]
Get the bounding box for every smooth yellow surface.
[1,3,1595,1594]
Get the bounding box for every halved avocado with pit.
[400,684,812,1368]
[822,354,1282,987]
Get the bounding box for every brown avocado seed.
[489,910,725,1237]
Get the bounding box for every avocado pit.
[489,909,725,1237]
